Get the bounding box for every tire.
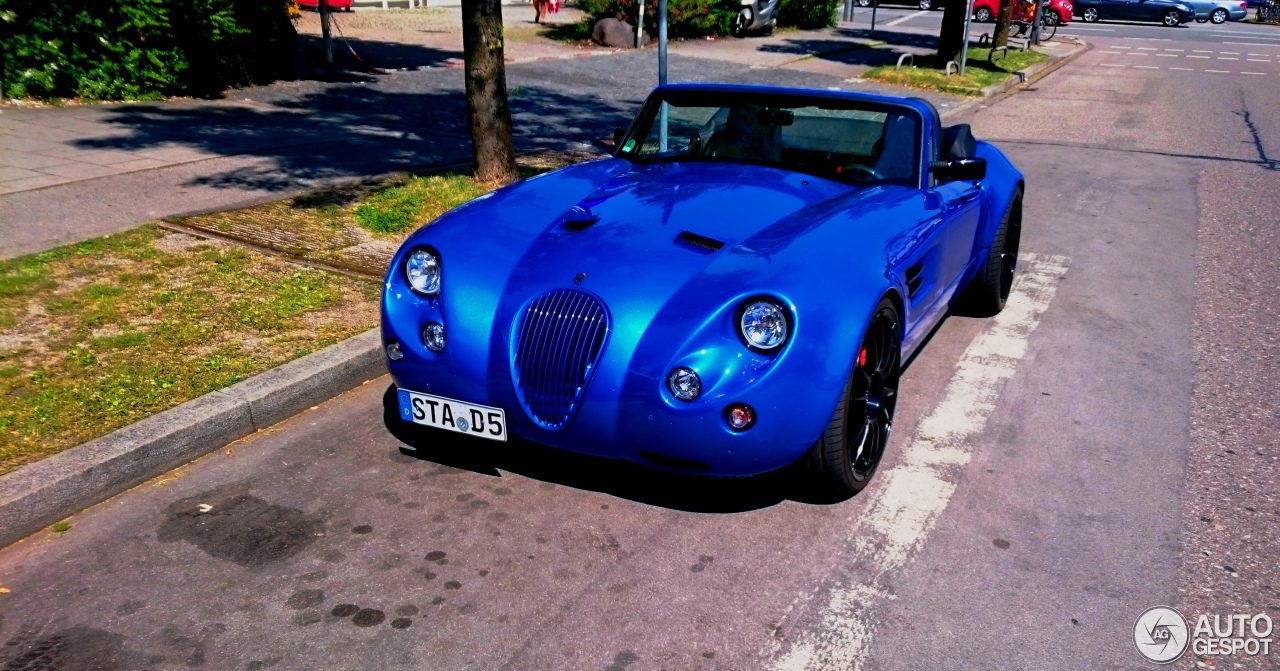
[919,0,934,10]
[732,9,752,36]
[1040,15,1058,37]
[1163,9,1182,24]
[1045,8,1061,24]
[857,0,872,7]
[957,190,1022,316]
[975,6,992,21]
[805,298,901,500]
[1211,7,1228,21]
[1081,6,1099,20]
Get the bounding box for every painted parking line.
[1136,47,1158,51]
[885,10,932,26]
[769,254,1071,671]
[1113,45,1132,49]
[1123,36,1172,41]
[1164,48,1184,52]
[1061,26,1116,31]
[1248,53,1274,57]
[1221,51,1240,54]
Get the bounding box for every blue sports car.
[381,84,1024,499]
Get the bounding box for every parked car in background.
[297,0,353,11]
[857,0,944,12]
[1187,0,1247,20]
[732,0,781,36]
[1074,0,1196,24]
[973,0,1074,24]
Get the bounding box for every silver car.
[1189,0,1247,22]
[732,0,781,35]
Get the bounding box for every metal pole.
[636,0,645,48]
[959,0,974,74]
[658,0,668,150]
[1029,0,1042,44]
[870,0,879,35]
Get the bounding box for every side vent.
[905,262,925,299]
[674,230,725,254]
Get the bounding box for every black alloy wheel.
[806,298,901,499]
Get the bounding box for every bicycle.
[1012,0,1058,41]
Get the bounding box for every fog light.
[422,322,446,352]
[386,341,404,361]
[726,404,755,431]
[668,367,701,401]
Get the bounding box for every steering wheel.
[840,163,885,182]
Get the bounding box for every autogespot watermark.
[1134,606,1274,664]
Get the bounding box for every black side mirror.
[612,127,627,149]
[930,158,987,182]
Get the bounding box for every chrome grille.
[511,289,610,430]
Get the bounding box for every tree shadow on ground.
[754,28,940,67]
[71,79,638,191]
[380,386,841,514]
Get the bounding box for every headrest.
[940,124,977,161]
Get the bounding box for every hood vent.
[561,205,600,231]
[674,230,725,254]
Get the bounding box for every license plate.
[397,389,507,442]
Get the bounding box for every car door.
[1131,0,1163,18]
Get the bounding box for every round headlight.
[405,249,441,296]
[740,301,789,350]
[422,322,446,352]
[668,367,701,401]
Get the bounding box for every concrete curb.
[981,39,1090,98]
[0,329,384,550]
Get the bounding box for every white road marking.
[1126,52,1151,56]
[770,254,1071,671]
[1193,49,1213,53]
[886,10,932,26]
[1100,63,1127,67]
[1164,48,1184,52]
[1134,65,1159,69]
[1223,41,1280,46]
[1156,54,1178,57]
[1241,71,1268,75]
[1169,67,1193,71]
[1188,55,1211,59]
[1217,57,1239,60]
[1123,36,1171,41]
[1205,69,1231,73]
[1248,53,1273,57]
[1061,26,1116,31]
[1113,45,1132,49]
[1247,58,1272,62]
[1136,47,1158,51]
[1221,51,1240,54]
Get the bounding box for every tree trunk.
[934,0,970,67]
[993,0,1013,47]
[461,0,518,185]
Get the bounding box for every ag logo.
[1134,606,1190,663]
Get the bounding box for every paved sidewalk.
[0,19,966,259]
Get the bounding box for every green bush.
[0,0,295,101]
[777,0,840,29]
[577,0,740,37]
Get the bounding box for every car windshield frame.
[615,88,928,190]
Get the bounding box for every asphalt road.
[2,25,1279,671]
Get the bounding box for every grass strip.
[0,226,380,475]
[863,46,1050,96]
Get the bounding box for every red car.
[298,0,354,11]
[972,0,1073,24]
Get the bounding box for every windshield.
[618,91,923,187]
